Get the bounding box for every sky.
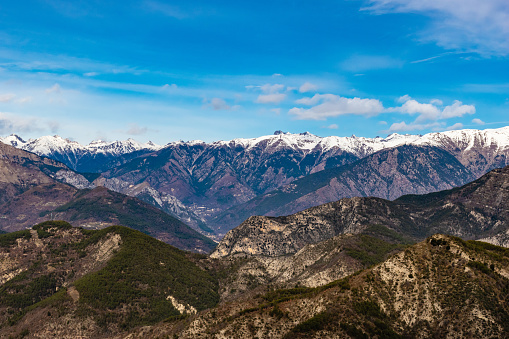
[0,0,508,144]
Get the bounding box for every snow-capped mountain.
[3,126,509,235]
[0,135,163,173]
[4,126,509,176]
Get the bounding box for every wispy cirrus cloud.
[0,94,16,103]
[341,54,404,72]
[143,0,215,19]
[256,93,286,104]
[363,0,509,56]
[45,84,61,94]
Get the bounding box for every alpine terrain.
[4,126,509,235]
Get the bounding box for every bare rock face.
[128,234,509,338]
[0,142,69,204]
[94,177,209,234]
[212,164,509,258]
[212,145,476,233]
[211,197,400,258]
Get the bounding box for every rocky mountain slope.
[0,222,219,338]
[212,144,476,233]
[95,126,509,231]
[0,185,215,253]
[2,222,509,337]
[212,164,509,258]
[0,142,92,205]
[112,234,509,338]
[214,225,412,302]
[0,142,215,253]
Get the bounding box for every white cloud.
[397,94,411,103]
[48,121,60,134]
[363,0,509,56]
[472,118,485,125]
[393,96,475,122]
[271,108,281,115]
[323,124,339,129]
[84,72,99,77]
[162,83,178,90]
[386,121,443,133]
[0,93,15,103]
[260,84,285,94]
[446,122,464,130]
[289,94,384,120]
[126,123,148,135]
[45,83,61,94]
[399,100,441,122]
[299,82,318,93]
[249,83,288,104]
[16,97,32,104]
[441,100,475,118]
[0,112,41,134]
[206,97,231,110]
[296,94,334,106]
[256,93,287,104]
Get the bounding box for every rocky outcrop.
[125,234,509,338]
[212,164,509,258]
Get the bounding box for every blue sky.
[0,0,508,144]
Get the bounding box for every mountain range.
[213,163,509,258]
[4,127,509,235]
[0,142,215,253]
[2,128,509,337]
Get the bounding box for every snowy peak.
[0,134,27,148]
[0,135,162,156]
[2,126,509,175]
[204,126,509,158]
[86,138,162,154]
[0,135,163,172]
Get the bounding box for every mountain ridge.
[212,163,509,258]
[5,126,509,235]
